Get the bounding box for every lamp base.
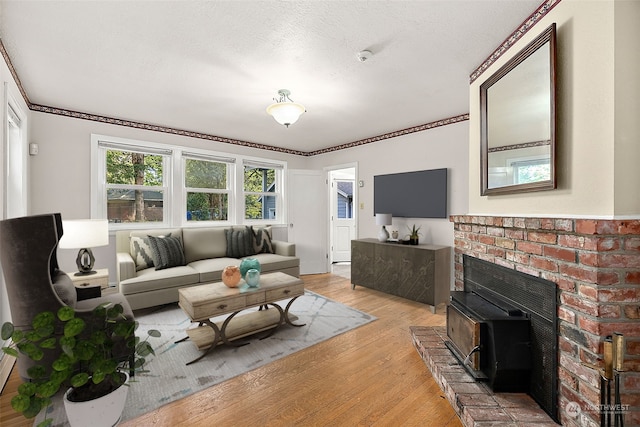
[75,248,96,275]
[378,226,390,242]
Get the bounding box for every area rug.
[36,290,375,426]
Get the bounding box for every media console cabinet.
[351,238,451,313]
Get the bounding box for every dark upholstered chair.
[0,213,135,380]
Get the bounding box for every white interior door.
[331,178,355,263]
[288,169,328,274]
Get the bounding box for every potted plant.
[407,224,422,245]
[1,302,160,427]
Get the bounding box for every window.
[96,140,172,225]
[183,154,234,222]
[243,161,282,221]
[92,135,287,227]
[512,158,551,184]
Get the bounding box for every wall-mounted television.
[374,168,447,218]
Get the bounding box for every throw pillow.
[52,271,77,307]
[147,234,186,270]
[130,236,155,271]
[225,227,255,258]
[250,226,274,254]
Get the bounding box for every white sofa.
[115,226,299,310]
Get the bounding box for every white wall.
[469,0,640,218]
[307,121,469,250]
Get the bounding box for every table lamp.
[376,213,392,242]
[59,219,109,276]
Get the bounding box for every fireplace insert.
[446,255,559,422]
[447,289,532,391]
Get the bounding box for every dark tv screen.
[374,168,447,218]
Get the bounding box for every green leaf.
[92,371,106,384]
[26,365,47,380]
[11,394,31,413]
[39,337,57,349]
[1,322,14,340]
[34,324,55,338]
[37,418,54,427]
[63,318,85,338]
[70,372,89,388]
[57,306,75,322]
[52,354,73,372]
[37,380,61,399]
[22,396,46,419]
[32,312,55,330]
[25,330,44,342]
[17,381,37,396]
[59,336,76,354]
[107,303,124,319]
[74,340,95,361]
[11,329,24,342]
[147,329,161,338]
[2,347,19,357]
[50,369,70,385]
[17,342,44,361]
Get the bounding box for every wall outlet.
[29,143,39,155]
[360,202,364,210]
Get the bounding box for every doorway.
[328,166,356,265]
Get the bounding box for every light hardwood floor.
[1,271,462,427]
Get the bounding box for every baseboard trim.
[0,354,16,393]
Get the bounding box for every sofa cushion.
[182,227,227,263]
[250,226,274,254]
[147,234,186,270]
[246,253,299,272]
[119,265,199,295]
[130,236,155,271]
[225,227,255,258]
[188,257,243,283]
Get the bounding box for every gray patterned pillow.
[250,226,274,254]
[147,234,186,270]
[130,236,155,271]
[225,227,255,258]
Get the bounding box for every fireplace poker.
[613,332,625,427]
[604,337,613,427]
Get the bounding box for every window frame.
[91,134,288,230]
[181,152,235,225]
[242,159,284,224]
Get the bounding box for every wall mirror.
[480,23,557,196]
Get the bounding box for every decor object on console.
[266,89,305,127]
[221,265,242,288]
[407,224,421,245]
[240,257,261,279]
[376,213,392,242]
[59,219,109,275]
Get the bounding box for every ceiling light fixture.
[266,89,305,128]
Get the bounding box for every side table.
[67,268,115,295]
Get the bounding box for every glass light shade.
[266,102,305,127]
[59,219,109,249]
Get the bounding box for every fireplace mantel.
[449,215,639,427]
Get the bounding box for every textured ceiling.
[0,0,542,154]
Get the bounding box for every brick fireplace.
[449,215,639,426]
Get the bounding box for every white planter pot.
[63,372,129,427]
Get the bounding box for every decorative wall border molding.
[307,114,470,156]
[488,139,550,153]
[469,0,562,83]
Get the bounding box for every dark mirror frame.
[480,23,557,196]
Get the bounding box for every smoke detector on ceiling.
[356,50,373,62]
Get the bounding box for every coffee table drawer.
[245,292,266,305]
[265,282,304,301]
[182,295,247,320]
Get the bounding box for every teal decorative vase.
[240,258,261,278]
[245,269,260,288]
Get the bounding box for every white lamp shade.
[266,102,305,127]
[375,213,392,226]
[59,219,109,249]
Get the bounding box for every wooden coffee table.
[177,272,305,365]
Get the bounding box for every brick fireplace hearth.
[444,215,639,427]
